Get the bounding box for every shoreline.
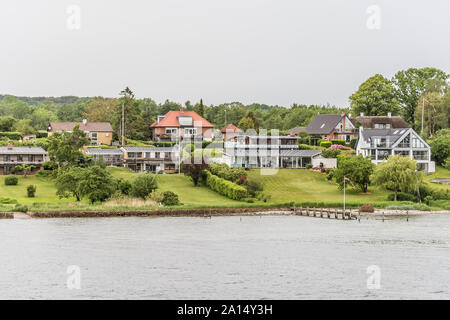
[1,207,449,219]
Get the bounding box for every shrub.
[204,171,248,200]
[320,141,332,148]
[331,139,346,145]
[27,185,36,197]
[119,180,132,195]
[321,148,341,158]
[359,204,375,213]
[298,144,314,150]
[42,161,58,171]
[326,169,334,181]
[387,192,416,202]
[131,174,158,199]
[256,192,272,202]
[14,204,28,213]
[244,177,264,197]
[349,138,357,150]
[330,144,344,149]
[0,132,21,140]
[209,163,247,182]
[149,190,164,203]
[36,170,53,178]
[306,163,313,169]
[444,157,450,170]
[0,197,18,204]
[5,176,18,185]
[161,191,180,206]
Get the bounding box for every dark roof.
[360,128,410,144]
[279,150,322,157]
[85,148,123,155]
[121,146,177,152]
[306,114,343,135]
[50,122,113,132]
[287,127,307,135]
[0,146,47,154]
[351,116,409,129]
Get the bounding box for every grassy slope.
[247,169,388,203]
[0,166,448,211]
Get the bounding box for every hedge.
[320,141,332,148]
[204,171,247,200]
[330,139,346,145]
[0,132,21,140]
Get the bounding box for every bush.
[161,191,180,206]
[321,148,341,158]
[36,170,54,178]
[5,176,18,185]
[204,171,248,200]
[0,197,18,204]
[444,157,450,170]
[0,132,21,140]
[387,192,416,202]
[320,141,332,148]
[244,177,264,197]
[131,174,158,199]
[349,138,357,149]
[42,161,58,170]
[298,144,314,150]
[209,163,247,182]
[14,204,28,213]
[119,180,132,195]
[326,169,334,181]
[256,192,272,202]
[306,164,313,169]
[149,190,164,203]
[359,204,375,213]
[331,139,346,145]
[27,185,36,197]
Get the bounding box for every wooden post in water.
[406,210,409,222]
[327,208,330,219]
[382,211,385,222]
[335,209,338,219]
[358,210,361,223]
[307,207,309,216]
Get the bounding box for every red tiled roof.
[150,110,214,128]
[221,124,242,133]
[50,122,113,132]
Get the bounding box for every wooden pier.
[291,207,357,220]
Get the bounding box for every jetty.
[291,207,357,220]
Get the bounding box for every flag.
[344,176,355,187]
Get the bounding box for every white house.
[356,126,435,173]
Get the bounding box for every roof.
[150,110,214,128]
[0,146,47,154]
[287,127,307,135]
[221,124,242,133]
[50,122,113,132]
[359,128,410,144]
[85,148,123,155]
[351,116,409,129]
[306,114,344,135]
[280,150,322,157]
[121,146,177,152]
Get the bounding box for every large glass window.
[394,150,410,157]
[412,136,425,148]
[377,150,390,160]
[397,134,410,148]
[413,151,428,160]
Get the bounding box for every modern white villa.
[356,126,435,173]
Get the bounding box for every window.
[320,123,325,129]
[412,136,425,148]
[155,152,160,158]
[164,152,171,158]
[397,134,410,148]
[91,132,98,142]
[17,155,23,161]
[394,150,409,157]
[166,128,177,134]
[184,128,197,135]
[413,151,428,160]
[377,150,390,160]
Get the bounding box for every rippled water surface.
[1,215,449,299]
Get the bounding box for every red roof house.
[151,109,214,141]
[220,124,242,140]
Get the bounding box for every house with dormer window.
[306,113,357,143]
[150,109,214,142]
[355,126,435,173]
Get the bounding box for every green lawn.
[0,166,448,212]
[247,169,388,203]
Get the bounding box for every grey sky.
[1,0,449,108]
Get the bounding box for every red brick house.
[306,113,357,143]
[220,124,242,141]
[150,109,214,142]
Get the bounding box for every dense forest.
[1,66,449,141]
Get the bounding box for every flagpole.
[344,178,346,212]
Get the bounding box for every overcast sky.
[0,0,449,108]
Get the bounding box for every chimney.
[7,142,13,150]
[82,119,87,125]
[360,112,364,117]
[387,112,392,118]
